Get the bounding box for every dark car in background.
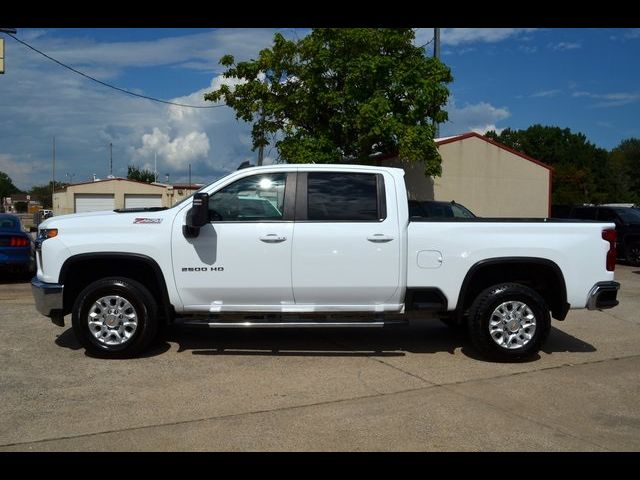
[551,205,640,266]
[0,213,35,277]
[409,200,476,219]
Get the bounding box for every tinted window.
[551,205,573,218]
[408,201,425,217]
[424,203,453,217]
[615,208,640,223]
[209,173,286,221]
[573,207,597,220]
[307,173,380,221]
[597,208,619,222]
[451,203,476,218]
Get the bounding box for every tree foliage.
[608,138,640,203]
[206,28,453,176]
[127,165,156,184]
[0,171,20,202]
[29,181,66,209]
[485,125,613,204]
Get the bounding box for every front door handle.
[367,234,394,243]
[259,234,287,243]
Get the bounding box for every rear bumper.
[0,248,32,267]
[586,281,620,310]
[31,277,64,318]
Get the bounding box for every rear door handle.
[259,234,287,243]
[367,234,394,243]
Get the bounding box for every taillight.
[602,229,616,272]
[10,236,30,247]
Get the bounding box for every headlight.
[35,228,58,251]
[39,228,59,240]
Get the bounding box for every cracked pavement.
[1,265,639,451]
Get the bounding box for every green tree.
[609,138,640,203]
[127,165,156,184]
[485,125,609,204]
[29,181,66,209]
[205,28,453,176]
[0,171,20,203]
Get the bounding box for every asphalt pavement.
[1,266,639,451]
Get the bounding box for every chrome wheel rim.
[88,295,138,346]
[489,301,536,350]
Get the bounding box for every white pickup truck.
[32,164,620,360]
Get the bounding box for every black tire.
[72,277,158,358]
[468,283,550,361]
[626,242,640,267]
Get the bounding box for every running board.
[181,320,408,329]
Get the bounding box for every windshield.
[0,217,19,230]
[615,208,640,223]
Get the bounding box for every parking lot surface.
[1,266,639,451]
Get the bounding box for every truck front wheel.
[72,277,158,358]
[468,283,550,361]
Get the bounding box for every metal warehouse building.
[372,132,553,218]
[53,178,200,215]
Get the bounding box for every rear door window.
[306,172,382,221]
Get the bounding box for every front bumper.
[586,281,620,310]
[31,277,64,320]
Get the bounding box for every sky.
[0,27,639,190]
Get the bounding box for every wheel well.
[60,254,174,323]
[458,259,568,320]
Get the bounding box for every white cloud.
[550,42,582,51]
[472,124,505,135]
[413,28,537,49]
[441,28,538,46]
[0,154,51,188]
[531,89,561,98]
[624,29,640,39]
[572,90,640,107]
[441,98,511,136]
[0,29,278,189]
[136,128,210,169]
[519,45,538,54]
[13,29,278,72]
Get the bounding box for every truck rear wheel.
[72,277,158,358]
[468,283,550,361]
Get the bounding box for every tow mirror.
[183,192,209,238]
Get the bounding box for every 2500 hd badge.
[181,266,224,272]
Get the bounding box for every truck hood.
[39,209,173,231]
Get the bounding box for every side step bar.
[181,320,408,329]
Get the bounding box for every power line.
[5,32,226,109]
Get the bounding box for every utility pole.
[154,152,158,182]
[257,108,265,166]
[109,142,113,176]
[433,28,441,139]
[51,136,56,208]
[188,163,192,189]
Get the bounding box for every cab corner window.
[209,173,286,221]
